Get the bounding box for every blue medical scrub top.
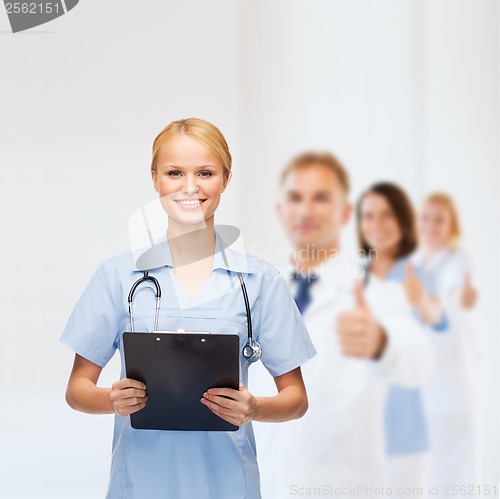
[382,256,448,455]
[60,230,317,499]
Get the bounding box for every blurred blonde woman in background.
[413,193,479,497]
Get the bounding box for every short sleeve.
[59,262,120,367]
[256,269,317,377]
[439,250,471,300]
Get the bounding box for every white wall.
[0,1,243,496]
[0,0,498,496]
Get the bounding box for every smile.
[174,199,206,208]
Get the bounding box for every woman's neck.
[167,216,216,267]
[369,249,397,278]
[419,243,449,265]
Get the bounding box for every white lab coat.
[413,248,479,493]
[251,255,435,499]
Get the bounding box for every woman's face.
[418,201,453,250]
[359,192,402,256]
[151,133,228,225]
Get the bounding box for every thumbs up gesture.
[336,279,387,359]
[461,272,478,309]
[403,261,425,307]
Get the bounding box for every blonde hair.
[151,118,232,181]
[423,192,461,246]
[280,151,350,194]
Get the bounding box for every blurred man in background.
[251,152,435,499]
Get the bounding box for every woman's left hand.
[201,383,259,426]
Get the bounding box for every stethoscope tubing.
[128,270,161,332]
[127,261,260,361]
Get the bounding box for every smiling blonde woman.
[60,118,317,499]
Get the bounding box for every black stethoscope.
[127,260,262,363]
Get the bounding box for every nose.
[297,199,314,217]
[181,176,200,195]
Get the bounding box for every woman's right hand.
[110,378,148,416]
[461,272,478,309]
[403,261,425,307]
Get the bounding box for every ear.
[275,201,283,222]
[342,201,353,227]
[221,171,231,193]
[151,169,159,193]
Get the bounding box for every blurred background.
[0,0,498,497]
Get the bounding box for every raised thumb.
[405,261,414,280]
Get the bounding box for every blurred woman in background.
[413,193,479,495]
[357,182,447,498]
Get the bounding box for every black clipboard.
[123,330,240,431]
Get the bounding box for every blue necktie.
[292,273,318,315]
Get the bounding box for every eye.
[286,192,301,202]
[167,170,182,177]
[198,171,213,177]
[315,193,330,202]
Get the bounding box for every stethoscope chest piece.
[242,340,262,362]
